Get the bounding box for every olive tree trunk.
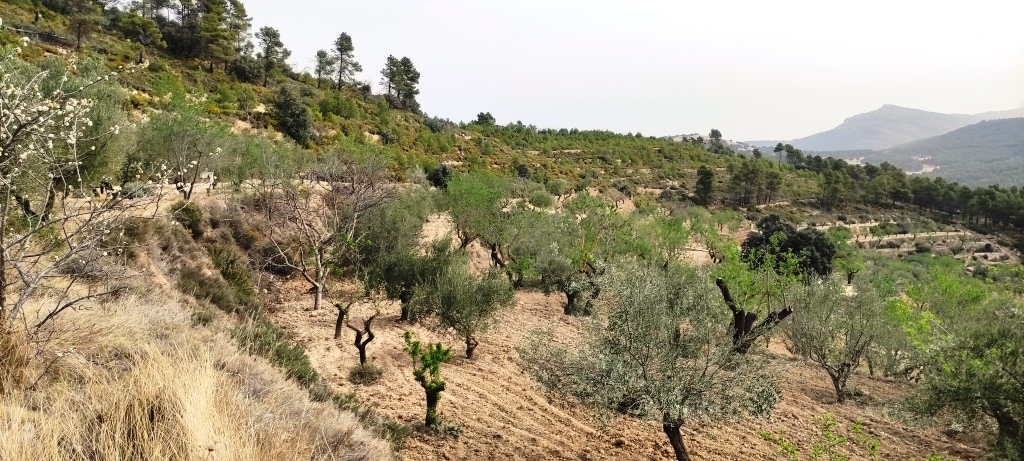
[662,422,691,461]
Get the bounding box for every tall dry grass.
[0,293,390,461]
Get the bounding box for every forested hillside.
[876,118,1024,186]
[1,1,1023,460]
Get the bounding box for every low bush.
[234,319,320,387]
[528,190,555,209]
[171,201,205,238]
[176,265,241,314]
[348,364,385,385]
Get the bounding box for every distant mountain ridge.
[747,105,1024,152]
[817,118,1024,186]
[881,118,1024,185]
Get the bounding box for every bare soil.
[268,284,986,461]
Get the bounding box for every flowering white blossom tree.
[0,48,149,332]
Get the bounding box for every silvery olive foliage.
[520,262,780,460]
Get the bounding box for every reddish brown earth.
[268,284,986,461]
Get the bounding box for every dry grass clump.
[0,294,390,461]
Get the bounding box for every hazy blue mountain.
[747,105,1024,152]
[840,118,1024,186]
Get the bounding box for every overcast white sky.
[244,0,1024,141]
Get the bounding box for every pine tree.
[381,55,421,112]
[255,26,290,86]
[333,33,362,89]
[314,50,336,89]
[695,165,714,206]
[66,0,103,49]
[199,0,235,72]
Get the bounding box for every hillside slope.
[768,105,1024,152]
[850,118,1024,185]
[262,217,986,461]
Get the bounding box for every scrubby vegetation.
[1,1,1022,460]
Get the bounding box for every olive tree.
[443,172,508,249]
[404,331,452,427]
[712,244,798,353]
[535,195,645,316]
[416,265,514,358]
[520,263,781,461]
[781,278,884,403]
[364,240,461,322]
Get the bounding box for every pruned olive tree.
[404,331,452,427]
[520,262,781,461]
[0,49,149,335]
[268,155,391,310]
[781,278,884,403]
[415,265,514,358]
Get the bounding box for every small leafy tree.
[782,279,884,403]
[443,172,508,248]
[520,263,780,461]
[713,243,799,353]
[834,244,865,285]
[910,299,1024,458]
[133,108,228,199]
[403,331,452,427]
[364,240,461,322]
[416,266,514,358]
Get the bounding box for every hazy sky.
[244,0,1024,141]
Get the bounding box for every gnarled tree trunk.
[662,421,691,461]
[465,335,478,359]
[333,302,351,340]
[715,278,793,354]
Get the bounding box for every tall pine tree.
[255,26,289,86]
[333,33,362,89]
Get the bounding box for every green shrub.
[319,93,360,119]
[528,190,555,209]
[207,243,257,308]
[176,265,240,313]
[171,201,205,238]
[191,306,215,326]
[234,319,320,387]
